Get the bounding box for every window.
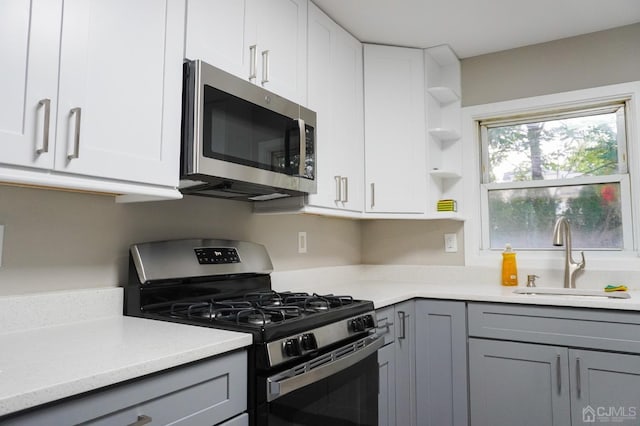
[479,101,631,250]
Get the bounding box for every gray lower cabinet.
[468,338,571,426]
[569,349,640,425]
[393,300,417,426]
[376,300,416,426]
[468,302,640,426]
[415,300,468,426]
[3,350,248,426]
[378,342,396,426]
[377,299,468,426]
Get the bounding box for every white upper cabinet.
[185,0,307,104]
[363,44,427,214]
[0,0,185,199]
[185,0,252,80]
[55,0,184,187]
[306,3,364,213]
[0,0,62,170]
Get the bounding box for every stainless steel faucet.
[552,216,586,288]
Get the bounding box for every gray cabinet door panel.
[469,339,571,426]
[394,300,416,426]
[378,343,396,426]
[415,300,468,426]
[569,349,640,425]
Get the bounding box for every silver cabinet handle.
[297,118,306,176]
[127,415,152,426]
[261,50,270,85]
[576,357,582,398]
[398,311,406,340]
[370,183,375,208]
[36,99,51,155]
[249,45,257,81]
[334,176,342,202]
[341,177,348,202]
[556,354,561,394]
[68,107,81,160]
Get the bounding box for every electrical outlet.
[444,233,458,253]
[298,231,307,254]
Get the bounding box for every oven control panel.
[267,311,376,366]
[194,247,241,264]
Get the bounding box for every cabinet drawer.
[4,350,247,426]
[376,306,396,345]
[468,302,640,354]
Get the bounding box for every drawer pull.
[398,311,406,340]
[556,354,561,394]
[576,357,582,398]
[128,414,152,426]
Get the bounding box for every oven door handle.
[266,334,383,402]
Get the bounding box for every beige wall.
[0,185,360,295]
[461,23,640,106]
[361,220,464,266]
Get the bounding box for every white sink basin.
[513,287,630,299]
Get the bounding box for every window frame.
[462,81,640,272]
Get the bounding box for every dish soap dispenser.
[501,243,518,286]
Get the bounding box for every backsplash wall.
[0,185,361,295]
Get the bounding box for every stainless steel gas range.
[124,239,381,426]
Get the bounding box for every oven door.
[259,334,383,426]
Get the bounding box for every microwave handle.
[297,118,306,177]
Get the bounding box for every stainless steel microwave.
[180,60,316,201]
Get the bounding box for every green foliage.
[486,112,623,249]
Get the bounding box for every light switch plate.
[444,233,458,253]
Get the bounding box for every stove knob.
[300,333,318,351]
[363,314,375,329]
[350,317,365,332]
[283,338,302,357]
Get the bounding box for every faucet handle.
[578,251,586,269]
[526,275,539,288]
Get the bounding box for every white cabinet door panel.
[185,0,251,79]
[0,0,61,169]
[55,0,182,186]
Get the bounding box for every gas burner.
[246,313,272,326]
[306,299,330,310]
[244,291,284,307]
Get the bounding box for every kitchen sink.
[513,287,631,299]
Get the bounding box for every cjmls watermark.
[583,405,638,423]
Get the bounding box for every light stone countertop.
[0,288,252,417]
[3,265,640,417]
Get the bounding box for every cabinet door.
[185,0,252,80]
[378,343,396,426]
[0,0,61,170]
[254,0,307,104]
[364,44,426,214]
[307,3,364,212]
[569,349,640,425]
[468,339,571,426]
[394,300,416,426]
[55,0,184,187]
[415,300,468,426]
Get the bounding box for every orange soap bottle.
[501,244,518,286]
